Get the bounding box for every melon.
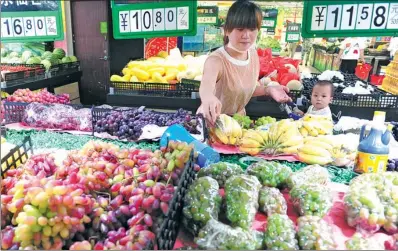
[26,57,41,65]
[61,56,72,63]
[1,48,9,57]
[69,56,78,62]
[53,48,66,59]
[286,80,303,91]
[41,51,52,59]
[41,59,52,70]
[285,64,297,74]
[9,52,19,58]
[21,51,33,63]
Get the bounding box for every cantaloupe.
[286,80,303,90]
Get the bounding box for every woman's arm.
[199,56,222,101]
[359,49,365,62]
[252,83,268,97]
[252,84,292,103]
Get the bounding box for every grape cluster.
[290,184,332,217]
[246,161,292,188]
[297,216,337,250]
[387,158,398,172]
[195,219,264,250]
[287,165,330,189]
[183,177,222,235]
[264,214,298,250]
[23,154,58,177]
[258,187,287,215]
[197,162,243,188]
[94,108,200,140]
[225,175,261,229]
[345,233,384,250]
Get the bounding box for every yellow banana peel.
[239,146,261,156]
[299,145,331,157]
[240,138,263,148]
[298,152,332,165]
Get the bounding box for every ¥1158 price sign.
[302,0,398,38]
[0,0,64,42]
[111,0,197,39]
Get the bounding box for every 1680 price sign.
[311,3,397,31]
[1,16,58,38]
[118,7,189,33]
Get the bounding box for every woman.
[198,0,292,125]
[337,37,366,74]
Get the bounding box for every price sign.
[0,0,64,42]
[302,0,398,38]
[197,6,218,25]
[261,9,278,28]
[111,0,197,39]
[286,23,301,42]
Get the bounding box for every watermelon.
[41,51,52,59]
[69,56,78,62]
[53,48,66,59]
[21,51,33,63]
[41,59,52,70]
[61,56,71,63]
[26,57,41,65]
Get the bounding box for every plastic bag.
[287,165,330,189]
[257,48,272,60]
[290,184,332,217]
[182,177,222,235]
[355,63,372,81]
[345,233,384,250]
[259,187,287,215]
[246,161,292,188]
[197,162,243,188]
[195,219,264,250]
[22,103,92,131]
[264,214,299,250]
[225,174,261,229]
[279,72,300,86]
[297,216,337,250]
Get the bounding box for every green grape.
[264,214,298,250]
[246,161,292,188]
[182,177,222,235]
[259,187,287,215]
[345,233,384,250]
[233,114,253,129]
[297,216,337,250]
[290,184,332,217]
[287,164,330,189]
[197,162,243,188]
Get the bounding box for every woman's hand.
[266,86,292,103]
[199,95,222,126]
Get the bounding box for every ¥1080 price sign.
[111,0,197,39]
[302,0,398,38]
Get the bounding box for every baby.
[295,80,333,118]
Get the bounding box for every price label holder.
[286,23,301,42]
[261,8,278,28]
[302,0,398,38]
[0,0,64,42]
[197,6,218,25]
[111,0,197,39]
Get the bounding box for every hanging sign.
[302,0,398,38]
[111,0,197,40]
[0,0,64,42]
[262,8,278,28]
[197,6,218,25]
[286,23,301,42]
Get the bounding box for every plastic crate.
[157,150,196,250]
[1,136,33,178]
[257,89,303,102]
[3,101,84,125]
[109,81,198,98]
[0,64,46,85]
[181,78,200,88]
[47,61,80,77]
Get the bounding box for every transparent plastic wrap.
[195,219,264,250]
[22,103,92,131]
[379,172,398,234]
[297,216,337,250]
[287,164,330,189]
[246,161,292,188]
[345,233,385,250]
[258,187,287,215]
[225,174,261,229]
[290,184,332,217]
[182,177,222,236]
[264,214,299,250]
[197,162,243,188]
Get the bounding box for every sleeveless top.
[199,46,260,115]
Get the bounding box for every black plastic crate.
[181,78,200,88]
[1,136,33,178]
[1,63,45,81]
[157,150,196,250]
[109,81,198,98]
[257,89,303,102]
[3,101,84,125]
[48,61,81,77]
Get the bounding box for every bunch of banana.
[210,114,243,146]
[298,136,334,165]
[239,119,304,156]
[1,91,9,98]
[299,114,334,137]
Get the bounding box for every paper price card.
[302,0,398,38]
[0,0,64,42]
[111,0,197,39]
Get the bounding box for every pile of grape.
[246,161,292,188]
[387,158,398,172]
[255,116,276,128]
[197,162,243,188]
[225,175,261,229]
[182,177,222,235]
[258,187,287,215]
[94,108,200,140]
[264,214,298,250]
[290,184,332,217]
[297,216,337,250]
[345,233,384,250]
[287,164,330,189]
[195,219,264,250]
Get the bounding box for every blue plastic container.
[160,124,220,167]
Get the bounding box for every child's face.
[311,85,333,110]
